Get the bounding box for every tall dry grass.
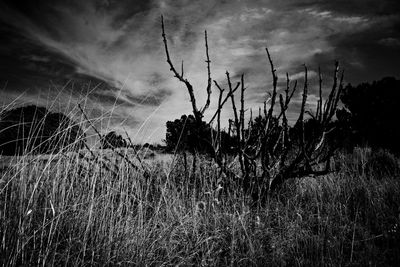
[1,129,400,266]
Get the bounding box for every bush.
[338,77,400,154]
[100,131,127,149]
[0,105,85,155]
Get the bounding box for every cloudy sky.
[0,0,399,143]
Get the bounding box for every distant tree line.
[165,77,400,155]
[336,77,400,154]
[99,131,164,151]
[0,104,158,156]
[164,114,324,155]
[164,114,236,154]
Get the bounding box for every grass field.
[1,146,400,266]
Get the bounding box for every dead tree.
[161,16,212,124]
[161,16,343,201]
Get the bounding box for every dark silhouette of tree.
[165,114,213,153]
[337,77,400,153]
[165,114,252,155]
[0,105,86,155]
[100,131,127,149]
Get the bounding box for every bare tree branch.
[201,30,212,114]
[317,66,323,122]
[240,74,246,147]
[161,15,201,121]
[264,47,278,134]
[209,81,240,124]
[323,61,339,123]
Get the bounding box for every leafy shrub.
[100,131,127,149]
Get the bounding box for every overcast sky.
[0,0,399,143]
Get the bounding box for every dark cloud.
[91,88,172,108]
[269,0,400,16]
[0,23,76,92]
[0,21,124,100]
[91,92,134,108]
[125,89,172,106]
[304,10,400,85]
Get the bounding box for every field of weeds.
[1,147,399,266]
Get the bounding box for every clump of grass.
[1,107,400,266]
[365,149,399,178]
